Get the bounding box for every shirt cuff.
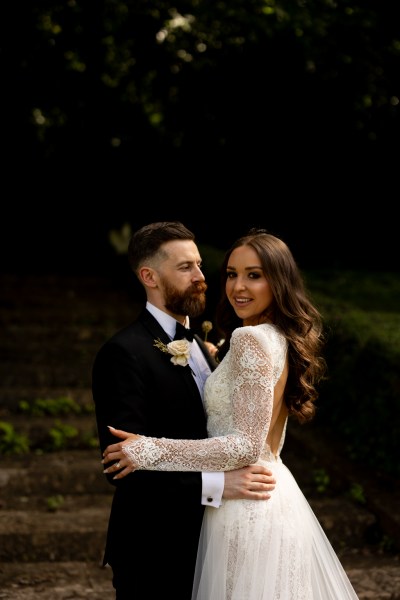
[201,471,224,508]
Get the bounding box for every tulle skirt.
[191,457,359,600]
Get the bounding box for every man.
[92,221,275,599]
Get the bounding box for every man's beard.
[162,279,207,318]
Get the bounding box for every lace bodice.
[122,324,288,471]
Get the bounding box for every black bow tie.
[174,322,195,342]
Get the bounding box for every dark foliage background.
[3,0,399,274]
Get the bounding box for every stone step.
[0,508,110,562]
[0,450,113,563]
[0,274,138,318]
[0,449,383,565]
[0,494,376,562]
[343,556,400,600]
[0,561,114,600]
[0,557,399,600]
[0,273,134,300]
[0,274,137,388]
[0,365,91,388]
[1,493,111,512]
[0,450,109,498]
[0,341,104,389]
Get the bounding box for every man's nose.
[193,265,205,281]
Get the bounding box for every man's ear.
[139,266,157,288]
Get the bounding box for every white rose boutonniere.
[154,338,191,367]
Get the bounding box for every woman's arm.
[103,329,275,478]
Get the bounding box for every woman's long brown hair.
[215,229,327,424]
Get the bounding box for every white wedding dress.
[123,324,359,599]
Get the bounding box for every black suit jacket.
[92,308,217,599]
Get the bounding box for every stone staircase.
[0,273,399,599]
[0,273,138,598]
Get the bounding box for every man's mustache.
[189,281,208,294]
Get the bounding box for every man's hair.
[128,221,195,273]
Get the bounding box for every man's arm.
[223,464,276,500]
[202,464,276,507]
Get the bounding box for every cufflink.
[207,497,213,503]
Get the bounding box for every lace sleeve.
[122,328,275,471]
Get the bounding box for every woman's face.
[225,245,274,326]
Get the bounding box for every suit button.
[207,497,213,503]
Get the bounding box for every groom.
[92,221,275,599]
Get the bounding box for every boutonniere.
[201,320,213,341]
[154,338,191,367]
[201,321,225,361]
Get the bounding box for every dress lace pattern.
[122,324,287,471]
[122,323,359,599]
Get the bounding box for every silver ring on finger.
[115,462,121,469]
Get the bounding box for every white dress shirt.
[146,302,223,507]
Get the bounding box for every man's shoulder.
[104,314,147,346]
[101,308,166,349]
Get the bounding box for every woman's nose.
[233,277,246,290]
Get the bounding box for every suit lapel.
[195,335,218,371]
[140,309,171,345]
[139,309,204,396]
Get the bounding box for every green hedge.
[309,271,400,478]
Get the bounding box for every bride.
[102,229,359,599]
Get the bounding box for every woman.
[102,229,359,599]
